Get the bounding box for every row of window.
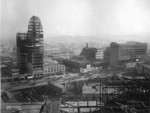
[33,73,43,77]
[17,33,27,37]
[28,30,43,33]
[120,46,146,51]
[119,51,146,56]
[45,65,65,69]
[28,28,43,32]
[44,68,65,74]
[32,66,43,69]
[27,34,43,37]
[29,21,41,25]
[28,25,42,29]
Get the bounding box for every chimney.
[86,43,88,48]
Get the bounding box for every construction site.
[1,66,150,113]
[60,68,150,113]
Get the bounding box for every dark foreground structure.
[60,73,150,113]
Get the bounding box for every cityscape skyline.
[1,2,150,111]
[1,0,150,43]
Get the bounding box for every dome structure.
[27,16,43,37]
[27,16,43,46]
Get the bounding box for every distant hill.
[1,35,149,48]
[45,35,111,45]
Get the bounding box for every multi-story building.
[104,47,110,64]
[95,49,104,60]
[8,68,19,77]
[17,16,44,74]
[2,62,20,77]
[109,42,147,67]
[44,63,65,76]
[17,33,28,74]
[5,66,19,77]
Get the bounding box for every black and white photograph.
[1,0,150,113]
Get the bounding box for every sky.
[1,0,150,42]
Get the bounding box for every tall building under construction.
[17,16,44,74]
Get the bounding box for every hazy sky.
[1,0,150,42]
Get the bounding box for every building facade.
[95,49,104,60]
[44,63,65,75]
[104,47,110,64]
[109,42,147,67]
[6,65,19,77]
[17,16,44,74]
[17,33,28,74]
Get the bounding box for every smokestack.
[86,43,88,48]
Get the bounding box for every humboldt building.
[17,16,44,74]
